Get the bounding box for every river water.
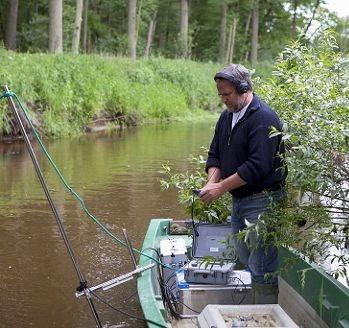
[0,121,215,328]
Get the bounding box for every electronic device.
[183,222,235,285]
[214,72,250,94]
[184,260,234,285]
[159,238,187,288]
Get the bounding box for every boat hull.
[137,219,349,328]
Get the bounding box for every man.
[197,64,287,304]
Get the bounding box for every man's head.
[214,64,253,112]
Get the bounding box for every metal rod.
[75,263,155,298]
[3,86,102,328]
[122,228,138,270]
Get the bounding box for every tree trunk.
[144,10,157,59]
[228,18,238,64]
[243,10,252,62]
[225,25,232,64]
[72,0,83,54]
[158,1,171,49]
[342,17,349,53]
[82,0,89,52]
[250,0,259,66]
[128,0,137,60]
[49,0,63,53]
[136,0,143,46]
[302,0,320,37]
[4,0,19,50]
[291,0,298,39]
[218,1,228,64]
[180,0,189,58]
[225,18,238,64]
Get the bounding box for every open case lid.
[191,222,234,260]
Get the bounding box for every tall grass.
[0,50,221,137]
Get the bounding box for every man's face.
[216,79,244,113]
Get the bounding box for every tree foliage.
[0,0,347,62]
[259,28,348,281]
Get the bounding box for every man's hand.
[198,182,224,203]
[197,172,247,203]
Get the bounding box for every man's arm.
[200,170,247,203]
[206,167,221,184]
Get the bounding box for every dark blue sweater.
[205,94,287,198]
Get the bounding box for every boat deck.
[170,318,198,327]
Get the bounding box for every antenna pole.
[3,86,103,328]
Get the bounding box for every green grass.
[0,50,222,137]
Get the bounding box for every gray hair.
[216,64,253,91]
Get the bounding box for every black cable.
[190,195,199,258]
[153,250,180,319]
[121,290,138,303]
[191,194,200,238]
[157,277,180,320]
[165,271,177,285]
[231,276,248,305]
[158,266,182,320]
[191,221,200,258]
[90,290,168,328]
[159,274,201,316]
[175,299,200,314]
[158,267,202,318]
[152,220,201,320]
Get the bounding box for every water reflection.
[0,121,215,328]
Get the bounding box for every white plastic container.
[198,304,299,328]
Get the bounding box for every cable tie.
[76,280,88,292]
[0,91,14,100]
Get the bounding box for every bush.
[256,29,348,281]
[160,152,231,224]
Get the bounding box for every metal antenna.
[3,86,103,328]
[122,228,139,271]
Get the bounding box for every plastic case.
[198,304,299,328]
[184,222,235,284]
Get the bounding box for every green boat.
[137,218,349,328]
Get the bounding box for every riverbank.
[0,50,221,138]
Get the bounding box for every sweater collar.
[246,93,260,112]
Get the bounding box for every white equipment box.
[198,304,298,328]
[160,238,187,266]
[178,270,253,315]
[159,238,187,289]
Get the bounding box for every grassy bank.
[0,50,221,137]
